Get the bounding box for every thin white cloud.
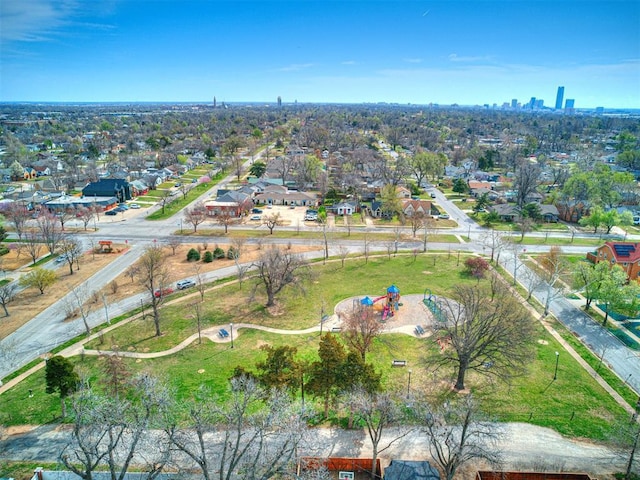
[341,60,357,65]
[0,0,114,44]
[404,58,423,64]
[448,53,495,63]
[276,63,315,72]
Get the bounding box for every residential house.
[332,200,358,216]
[129,180,149,196]
[396,186,411,199]
[82,179,132,203]
[587,241,640,282]
[489,203,559,223]
[369,200,383,218]
[254,185,316,207]
[22,167,37,180]
[402,199,432,217]
[33,165,51,177]
[141,173,163,189]
[203,190,252,217]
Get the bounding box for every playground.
[333,285,442,337]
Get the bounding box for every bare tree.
[56,208,76,231]
[348,389,411,480]
[416,395,503,480]
[514,160,541,208]
[4,203,30,239]
[76,207,95,231]
[216,210,238,234]
[60,374,171,480]
[166,377,308,480]
[255,247,309,307]
[36,212,63,254]
[363,232,371,263]
[125,265,139,284]
[480,230,506,264]
[192,301,203,344]
[68,283,93,336]
[158,189,173,215]
[426,284,535,391]
[0,282,18,316]
[538,246,569,316]
[177,182,192,200]
[58,236,83,275]
[24,230,43,265]
[338,245,350,267]
[164,237,182,256]
[185,202,208,232]
[263,212,281,235]
[137,245,171,336]
[192,263,207,302]
[342,302,385,362]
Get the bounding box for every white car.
[439,214,450,220]
[129,203,141,209]
[250,214,262,221]
[176,279,196,290]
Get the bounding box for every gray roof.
[384,460,440,480]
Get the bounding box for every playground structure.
[423,289,448,324]
[359,285,401,321]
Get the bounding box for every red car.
[153,287,174,298]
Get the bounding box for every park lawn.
[147,180,221,220]
[473,322,628,441]
[88,255,479,353]
[182,227,461,244]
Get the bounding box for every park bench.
[414,325,425,335]
[392,359,407,367]
[218,328,229,338]
[331,326,342,332]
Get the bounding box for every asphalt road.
[0,423,626,474]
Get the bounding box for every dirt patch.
[96,243,321,306]
[538,339,549,345]
[0,246,127,340]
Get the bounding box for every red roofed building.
[587,241,640,282]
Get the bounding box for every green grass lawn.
[0,254,632,441]
[147,177,223,220]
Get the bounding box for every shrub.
[187,248,201,262]
[203,250,214,263]
[227,246,239,260]
[213,247,226,259]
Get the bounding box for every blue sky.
[1,0,639,108]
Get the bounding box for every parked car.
[174,182,182,187]
[105,210,118,216]
[250,214,262,221]
[154,287,174,298]
[176,279,196,290]
[439,213,450,220]
[55,254,68,263]
[129,203,141,209]
[251,208,263,214]
[304,214,318,221]
[118,204,129,210]
[430,192,437,198]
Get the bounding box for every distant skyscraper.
[565,99,575,114]
[529,97,536,109]
[213,96,217,108]
[511,99,518,109]
[277,96,282,107]
[555,86,564,110]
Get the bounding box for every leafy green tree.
[9,160,23,180]
[472,193,490,213]
[256,345,301,394]
[213,246,225,259]
[573,260,611,311]
[307,334,347,418]
[521,202,541,221]
[249,160,266,178]
[452,178,469,194]
[202,250,213,263]
[19,267,56,294]
[339,352,381,395]
[380,184,402,218]
[596,265,629,325]
[579,206,605,233]
[45,355,79,417]
[616,131,638,153]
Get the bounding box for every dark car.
[105,210,118,216]
[251,208,263,214]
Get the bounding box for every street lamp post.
[553,351,559,380]
[407,369,412,397]
[230,323,234,349]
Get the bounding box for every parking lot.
[246,205,318,226]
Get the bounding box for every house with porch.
[402,199,432,217]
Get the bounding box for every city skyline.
[1,0,639,108]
